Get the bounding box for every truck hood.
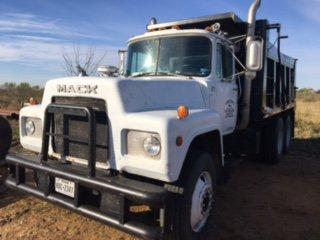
[42,76,206,113]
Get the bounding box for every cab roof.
[128,29,220,43]
[147,12,244,31]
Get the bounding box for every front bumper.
[6,154,175,240]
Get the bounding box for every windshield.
[126,36,211,77]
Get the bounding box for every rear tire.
[262,117,284,164]
[283,115,293,154]
[0,116,12,161]
[175,151,216,240]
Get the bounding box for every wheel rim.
[190,171,213,233]
[277,121,284,155]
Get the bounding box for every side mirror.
[118,50,127,76]
[246,38,264,72]
[97,65,119,77]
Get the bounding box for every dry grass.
[296,100,320,139]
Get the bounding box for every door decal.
[224,99,235,118]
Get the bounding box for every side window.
[216,43,234,80]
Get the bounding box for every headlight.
[126,130,161,158]
[25,119,35,135]
[143,136,161,157]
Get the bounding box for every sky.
[0,0,319,89]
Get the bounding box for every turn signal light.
[177,106,189,120]
[176,136,183,146]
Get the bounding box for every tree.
[0,82,44,109]
[62,45,107,76]
[16,82,31,103]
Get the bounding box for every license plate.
[55,177,75,198]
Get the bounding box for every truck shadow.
[214,137,320,240]
[0,166,37,209]
[0,189,27,209]
[290,137,320,156]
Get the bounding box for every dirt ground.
[0,128,320,239]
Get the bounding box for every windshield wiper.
[157,72,193,79]
[130,72,155,78]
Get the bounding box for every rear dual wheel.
[283,115,293,154]
[262,114,292,164]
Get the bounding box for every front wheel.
[175,151,216,240]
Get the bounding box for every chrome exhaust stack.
[247,0,262,44]
[237,0,262,130]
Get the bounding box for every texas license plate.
[55,177,75,198]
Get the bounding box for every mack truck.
[5,0,297,239]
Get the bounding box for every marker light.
[176,136,183,146]
[177,106,189,120]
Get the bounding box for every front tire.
[176,151,216,240]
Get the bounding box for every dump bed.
[147,12,245,36]
[250,20,296,124]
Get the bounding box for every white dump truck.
[6,0,297,239]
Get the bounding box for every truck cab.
[125,29,238,134]
[5,1,296,239]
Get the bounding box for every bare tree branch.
[62,47,77,76]
[89,50,108,76]
[61,45,107,76]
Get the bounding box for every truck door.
[210,40,238,134]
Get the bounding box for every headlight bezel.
[125,130,161,159]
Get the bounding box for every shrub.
[0,82,44,110]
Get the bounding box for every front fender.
[167,109,223,182]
